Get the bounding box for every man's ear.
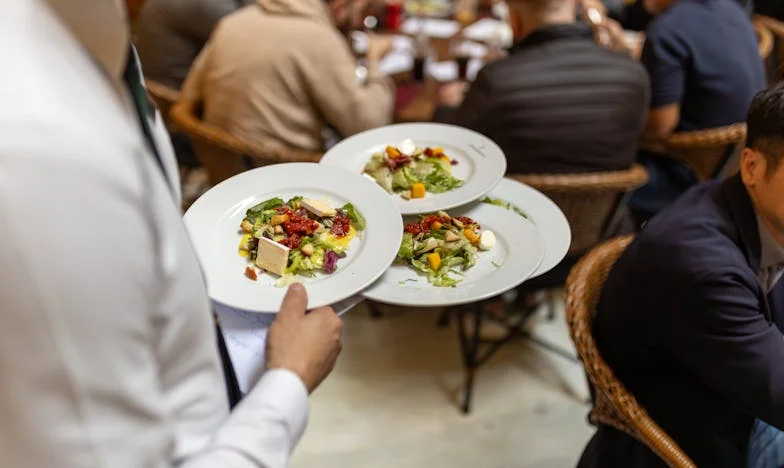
[740,147,764,187]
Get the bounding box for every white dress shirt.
[757,213,784,293]
[0,1,308,467]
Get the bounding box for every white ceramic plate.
[320,123,507,215]
[483,178,571,278]
[361,203,545,307]
[184,163,403,313]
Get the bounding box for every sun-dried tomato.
[404,223,423,235]
[279,234,301,249]
[330,214,351,237]
[282,210,319,237]
[385,155,411,171]
[244,267,258,281]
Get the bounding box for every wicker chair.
[170,99,323,185]
[565,236,696,467]
[754,18,775,62]
[510,165,648,257]
[756,14,784,81]
[145,80,180,126]
[659,123,747,182]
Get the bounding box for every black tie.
[122,45,243,408]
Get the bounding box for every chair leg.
[547,289,557,321]
[436,308,452,328]
[456,303,483,414]
[368,301,383,319]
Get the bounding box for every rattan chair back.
[565,236,696,467]
[756,14,784,81]
[509,165,648,256]
[170,99,323,185]
[662,123,746,181]
[754,19,775,62]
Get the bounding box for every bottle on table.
[412,31,430,82]
[450,37,472,81]
[385,0,404,31]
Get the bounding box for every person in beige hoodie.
[181,0,395,152]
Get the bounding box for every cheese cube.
[301,199,336,217]
[397,138,416,156]
[479,230,496,251]
[255,237,291,276]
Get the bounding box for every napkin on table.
[352,32,415,76]
[427,58,484,82]
[401,18,461,38]
[461,18,514,47]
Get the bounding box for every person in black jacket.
[627,0,765,222]
[579,84,784,468]
[434,0,649,176]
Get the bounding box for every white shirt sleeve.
[180,370,309,468]
[0,78,308,468]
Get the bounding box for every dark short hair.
[747,84,784,175]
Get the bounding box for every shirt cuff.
[246,368,309,448]
[211,369,309,462]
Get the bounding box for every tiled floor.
[290,297,595,468]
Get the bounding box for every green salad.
[396,211,496,287]
[238,196,364,284]
[363,139,463,200]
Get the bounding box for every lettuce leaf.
[341,203,366,230]
[482,197,529,219]
[397,233,415,260]
[424,169,463,193]
[392,169,411,190]
[247,197,284,215]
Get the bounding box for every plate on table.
[361,203,545,307]
[184,163,403,313]
[482,178,571,278]
[320,123,507,215]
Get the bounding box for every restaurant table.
[391,27,646,123]
[377,12,504,122]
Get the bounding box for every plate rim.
[484,178,571,278]
[320,122,507,215]
[184,162,403,313]
[360,202,545,306]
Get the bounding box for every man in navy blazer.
[579,84,784,467]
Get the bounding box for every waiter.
[0,1,342,467]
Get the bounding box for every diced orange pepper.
[271,214,289,226]
[427,252,441,271]
[386,146,401,158]
[464,229,480,244]
[431,221,443,230]
[411,183,426,199]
